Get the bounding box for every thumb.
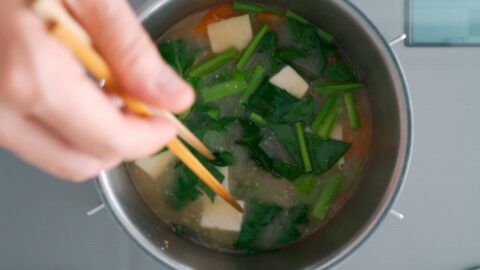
[63,0,195,113]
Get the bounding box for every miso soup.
[128,2,372,253]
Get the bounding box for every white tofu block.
[331,123,343,141]
[200,198,245,232]
[207,15,253,53]
[270,66,309,98]
[331,124,345,167]
[134,151,176,179]
[200,167,245,232]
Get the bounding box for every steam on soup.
[127,2,372,253]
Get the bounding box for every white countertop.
[341,0,480,269]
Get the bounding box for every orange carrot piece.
[195,4,237,35]
[257,12,282,23]
[327,56,337,65]
[256,12,283,29]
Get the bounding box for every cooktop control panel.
[407,0,480,46]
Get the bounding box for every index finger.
[63,0,195,113]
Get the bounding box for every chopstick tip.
[229,199,244,213]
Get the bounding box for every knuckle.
[101,158,122,172]
[0,55,41,109]
[0,129,5,149]
[69,174,91,183]
[47,156,104,182]
[0,29,43,110]
[0,112,6,145]
[118,34,151,72]
[104,134,131,157]
[99,0,123,19]
[67,162,103,182]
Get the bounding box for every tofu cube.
[207,15,253,53]
[200,167,245,232]
[330,123,343,141]
[134,151,176,179]
[270,66,309,98]
[200,198,245,232]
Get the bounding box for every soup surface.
[128,2,372,253]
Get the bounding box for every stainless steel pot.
[97,0,413,269]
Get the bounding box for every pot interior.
[98,0,411,269]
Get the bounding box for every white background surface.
[1,0,479,269]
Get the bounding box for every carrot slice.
[256,12,283,25]
[327,56,337,65]
[196,4,237,35]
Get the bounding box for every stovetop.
[1,0,479,269]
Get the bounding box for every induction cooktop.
[1,0,480,269]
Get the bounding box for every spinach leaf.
[208,117,237,133]
[258,31,278,53]
[206,106,221,120]
[158,39,195,77]
[183,104,218,139]
[287,18,319,49]
[323,59,357,82]
[165,162,202,210]
[247,81,315,124]
[282,96,316,124]
[166,147,233,210]
[247,81,298,123]
[172,223,198,239]
[235,201,283,249]
[287,17,338,62]
[270,124,351,175]
[256,32,285,71]
[305,133,351,174]
[212,151,236,167]
[236,120,303,180]
[275,47,307,63]
[186,76,201,90]
[270,124,301,165]
[276,204,310,245]
[183,103,235,139]
[288,203,310,225]
[270,160,304,181]
[276,223,301,245]
[192,147,230,201]
[258,30,319,73]
[195,155,226,201]
[319,38,338,58]
[169,160,222,208]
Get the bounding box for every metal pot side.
[97,0,413,269]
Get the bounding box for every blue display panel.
[406,0,480,46]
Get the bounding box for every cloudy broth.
[128,3,372,253]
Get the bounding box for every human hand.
[0,0,195,181]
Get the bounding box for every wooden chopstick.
[32,0,214,160]
[167,139,243,212]
[31,0,91,45]
[37,16,214,160]
[48,21,243,213]
[34,7,243,212]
